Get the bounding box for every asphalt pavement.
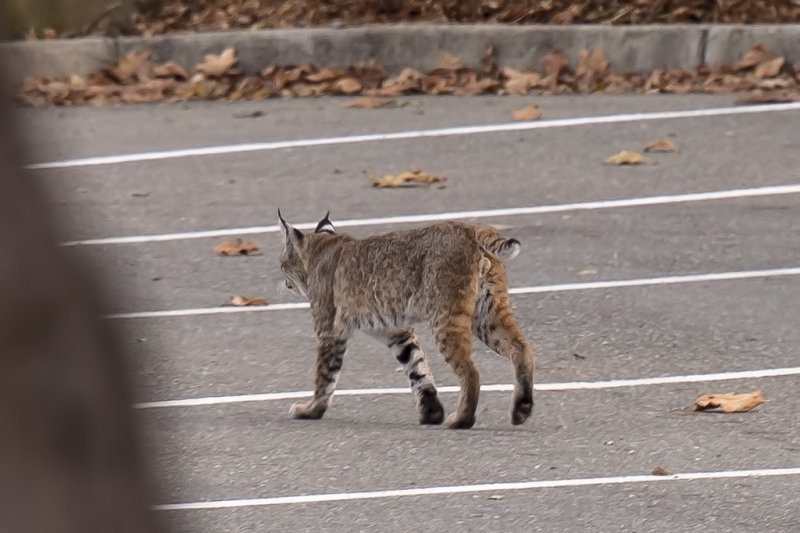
[21,93,800,532]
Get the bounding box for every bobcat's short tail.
[473,227,521,260]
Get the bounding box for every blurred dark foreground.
[0,32,160,533]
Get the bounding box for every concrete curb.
[2,24,800,85]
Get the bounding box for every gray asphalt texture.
[21,94,800,532]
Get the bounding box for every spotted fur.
[278,211,534,429]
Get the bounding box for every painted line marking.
[108,266,800,319]
[153,467,800,510]
[62,183,800,246]
[134,365,800,409]
[28,102,800,170]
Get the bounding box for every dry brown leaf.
[229,295,269,306]
[603,151,652,165]
[305,67,345,83]
[576,47,609,78]
[579,269,598,276]
[753,57,785,79]
[502,67,543,94]
[365,169,446,188]
[104,50,151,84]
[510,104,542,121]
[736,91,800,105]
[651,466,671,476]
[541,50,570,78]
[343,97,396,109]
[196,47,238,78]
[487,495,504,501]
[736,44,771,70]
[437,52,463,71]
[458,77,501,96]
[643,138,678,153]
[693,391,765,413]
[214,238,261,256]
[153,61,189,80]
[333,77,363,95]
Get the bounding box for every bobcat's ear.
[314,211,335,234]
[278,209,303,250]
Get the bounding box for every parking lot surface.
[24,94,800,532]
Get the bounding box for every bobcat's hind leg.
[290,335,348,420]
[381,328,444,425]
[473,263,534,425]
[433,313,480,429]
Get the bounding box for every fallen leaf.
[501,68,543,94]
[215,238,261,255]
[540,50,569,79]
[104,50,151,83]
[487,494,504,501]
[573,352,587,360]
[196,47,238,78]
[437,52,463,71]
[753,57,785,79]
[693,391,765,413]
[229,295,268,306]
[130,191,149,198]
[343,97,396,108]
[736,92,800,105]
[333,77,363,95]
[603,151,653,165]
[153,61,189,80]
[365,169,446,188]
[736,44,771,70]
[576,47,609,79]
[488,223,514,231]
[579,269,598,276]
[510,104,542,121]
[643,139,678,153]
[651,466,671,476]
[305,67,345,83]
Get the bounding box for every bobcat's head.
[277,210,336,297]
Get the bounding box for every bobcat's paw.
[510,395,534,425]
[290,401,324,420]
[446,412,476,429]
[418,387,445,425]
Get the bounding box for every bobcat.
[278,211,534,429]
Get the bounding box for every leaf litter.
[214,238,261,256]
[365,169,446,188]
[693,391,766,413]
[229,295,269,307]
[643,139,678,153]
[603,151,653,165]
[510,104,542,121]
[17,42,800,107]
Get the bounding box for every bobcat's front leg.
[290,335,347,420]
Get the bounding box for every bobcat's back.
[324,222,516,328]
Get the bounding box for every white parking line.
[29,102,800,170]
[62,183,800,246]
[107,266,800,319]
[134,365,800,409]
[153,467,800,510]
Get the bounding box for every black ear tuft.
[278,209,303,248]
[278,208,288,229]
[315,211,336,234]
